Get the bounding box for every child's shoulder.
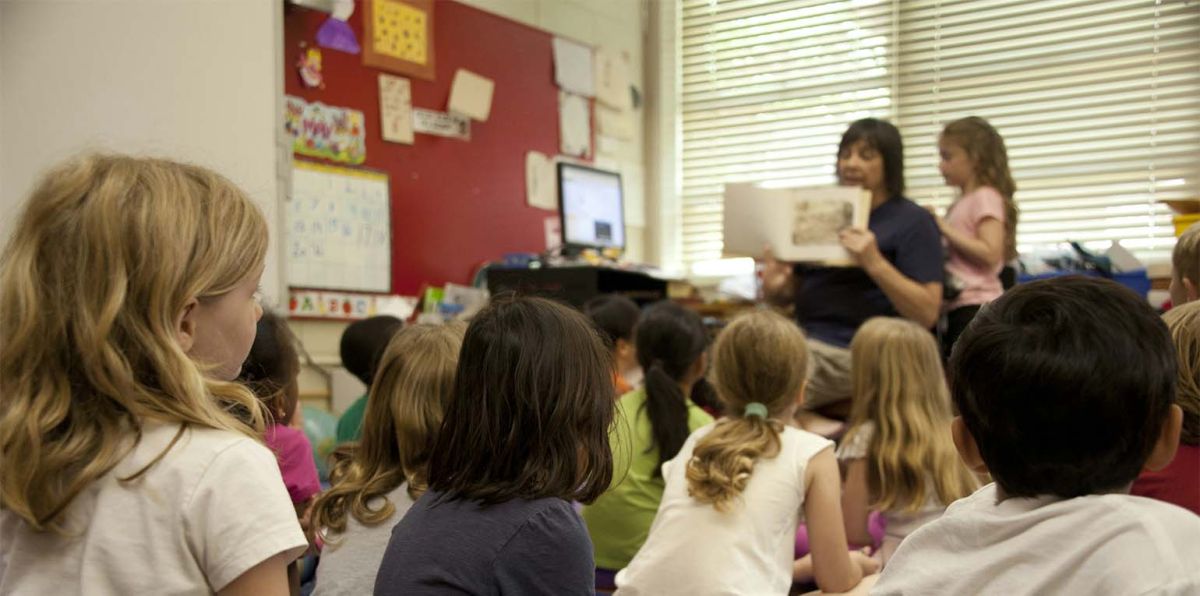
[125,421,275,480]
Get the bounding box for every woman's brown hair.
[427,296,615,504]
[686,310,809,511]
[311,323,465,539]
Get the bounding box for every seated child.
[838,317,978,564]
[584,294,642,396]
[335,315,403,443]
[310,323,465,595]
[616,310,878,595]
[1131,300,1200,514]
[1169,222,1200,307]
[582,301,713,589]
[239,311,322,513]
[873,276,1200,594]
[374,297,616,595]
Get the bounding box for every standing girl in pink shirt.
[934,116,1019,357]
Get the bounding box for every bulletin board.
[284,0,588,295]
[287,161,391,292]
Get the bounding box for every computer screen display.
[558,163,624,252]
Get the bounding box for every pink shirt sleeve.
[968,186,1006,227]
[265,424,322,504]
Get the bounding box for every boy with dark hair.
[874,276,1200,595]
[335,315,403,444]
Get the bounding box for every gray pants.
[804,337,853,411]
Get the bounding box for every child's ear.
[1185,277,1200,303]
[952,417,989,474]
[1144,404,1183,472]
[795,380,808,408]
[176,297,200,352]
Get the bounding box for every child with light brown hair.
[1131,300,1200,514]
[0,154,306,595]
[309,322,465,595]
[1170,222,1200,307]
[615,310,878,595]
[933,116,1019,356]
[838,317,979,565]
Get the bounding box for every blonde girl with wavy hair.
[0,154,307,595]
[310,322,465,595]
[616,310,878,595]
[838,317,979,565]
[934,116,1020,357]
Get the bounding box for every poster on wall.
[363,0,436,81]
[284,96,367,164]
[378,73,414,144]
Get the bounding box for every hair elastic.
[743,402,768,419]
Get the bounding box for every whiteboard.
[287,161,392,293]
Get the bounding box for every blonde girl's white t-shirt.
[313,483,416,596]
[615,423,834,596]
[0,421,308,595]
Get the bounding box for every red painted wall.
[284,1,580,294]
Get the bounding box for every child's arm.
[840,458,875,547]
[217,552,293,596]
[937,214,1005,269]
[805,447,873,593]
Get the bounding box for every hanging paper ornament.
[297,45,324,89]
[317,0,361,55]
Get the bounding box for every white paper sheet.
[595,103,634,140]
[593,47,631,110]
[722,184,871,266]
[552,37,594,97]
[559,91,590,157]
[448,68,495,121]
[412,108,470,140]
[525,151,557,210]
[378,74,414,144]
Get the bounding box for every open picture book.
[722,184,872,266]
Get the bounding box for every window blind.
[679,0,1200,268]
[680,0,897,265]
[898,0,1200,262]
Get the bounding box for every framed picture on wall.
[362,0,436,81]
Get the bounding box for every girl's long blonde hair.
[1163,302,1200,446]
[845,318,978,513]
[311,323,465,539]
[942,116,1020,260]
[686,310,808,512]
[0,154,269,531]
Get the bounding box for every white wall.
[0,0,286,300]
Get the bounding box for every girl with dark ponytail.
[581,301,714,590]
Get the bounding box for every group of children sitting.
[0,153,1197,596]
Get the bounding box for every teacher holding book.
[762,118,943,423]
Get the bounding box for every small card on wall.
[525,151,556,210]
[448,69,494,122]
[378,74,414,144]
[559,91,590,158]
[412,108,470,140]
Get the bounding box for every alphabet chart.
[288,161,392,292]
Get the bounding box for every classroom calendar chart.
[288,162,392,293]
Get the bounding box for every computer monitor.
[558,162,625,253]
